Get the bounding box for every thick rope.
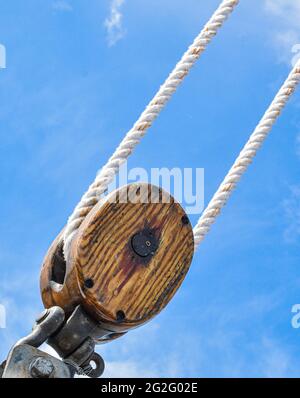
[63,0,239,257]
[193,61,300,251]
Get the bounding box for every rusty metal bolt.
[30,357,54,378]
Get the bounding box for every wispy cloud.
[283,185,300,243]
[94,288,296,378]
[104,0,126,47]
[282,131,300,243]
[0,267,41,362]
[265,0,300,19]
[259,336,292,378]
[52,1,73,12]
[264,0,300,64]
[104,360,159,378]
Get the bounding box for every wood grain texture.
[41,183,194,333]
[40,230,82,317]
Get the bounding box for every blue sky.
[0,0,300,378]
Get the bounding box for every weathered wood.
[41,183,194,335]
[40,230,82,318]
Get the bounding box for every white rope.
[193,61,300,251]
[63,0,239,257]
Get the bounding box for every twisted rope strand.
[63,0,239,256]
[193,61,300,251]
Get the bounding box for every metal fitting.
[30,357,54,378]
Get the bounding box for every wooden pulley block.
[40,183,194,338]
